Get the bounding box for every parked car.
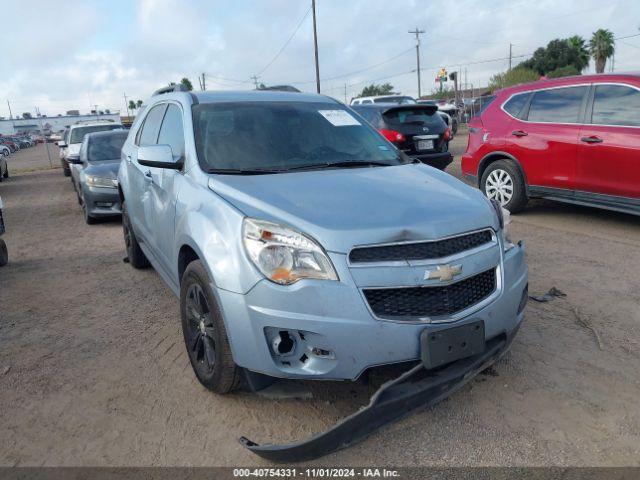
[462,73,640,215]
[1,138,18,152]
[57,120,123,177]
[0,153,8,182]
[350,95,416,105]
[0,144,10,157]
[352,103,453,169]
[69,129,127,224]
[118,86,528,458]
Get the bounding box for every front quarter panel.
[174,172,263,294]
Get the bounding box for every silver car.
[70,130,126,224]
[118,86,528,458]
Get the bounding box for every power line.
[256,6,311,77]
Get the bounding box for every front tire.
[122,201,150,268]
[180,260,240,394]
[481,160,528,213]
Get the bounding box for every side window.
[591,84,640,127]
[527,86,587,123]
[503,93,529,119]
[138,104,167,146]
[157,104,185,158]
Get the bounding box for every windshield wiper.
[282,161,396,172]
[208,168,282,175]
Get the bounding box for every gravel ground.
[0,137,639,467]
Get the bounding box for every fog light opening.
[273,331,295,356]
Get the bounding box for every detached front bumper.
[216,241,527,381]
[241,325,518,462]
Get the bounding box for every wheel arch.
[478,151,530,196]
[178,243,201,283]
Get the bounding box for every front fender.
[174,180,262,294]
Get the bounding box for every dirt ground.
[1,139,639,467]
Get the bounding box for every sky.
[1,0,639,118]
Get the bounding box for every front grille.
[363,268,496,320]
[350,230,493,264]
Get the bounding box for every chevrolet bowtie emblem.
[424,264,463,282]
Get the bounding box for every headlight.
[86,176,118,188]
[242,218,338,285]
[490,199,514,251]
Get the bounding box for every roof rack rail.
[256,85,301,93]
[152,84,190,96]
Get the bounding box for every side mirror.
[57,141,67,148]
[138,145,183,170]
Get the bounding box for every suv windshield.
[70,124,121,144]
[87,132,128,162]
[193,101,407,172]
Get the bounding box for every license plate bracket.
[420,320,485,369]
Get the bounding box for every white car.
[0,145,10,157]
[56,121,123,177]
[350,95,416,106]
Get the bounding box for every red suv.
[462,73,640,215]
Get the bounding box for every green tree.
[358,83,395,97]
[520,38,586,75]
[128,100,136,112]
[488,67,539,91]
[136,100,143,109]
[547,65,581,78]
[589,29,615,73]
[428,86,455,100]
[180,77,194,91]
[567,35,589,71]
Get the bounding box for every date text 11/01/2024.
[232,468,400,477]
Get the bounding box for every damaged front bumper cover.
[240,331,516,462]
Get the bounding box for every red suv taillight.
[443,128,452,141]
[379,129,405,143]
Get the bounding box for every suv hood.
[208,164,497,253]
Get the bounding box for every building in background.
[0,113,121,135]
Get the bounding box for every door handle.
[581,136,603,144]
[144,170,153,181]
[126,155,132,164]
[511,130,528,137]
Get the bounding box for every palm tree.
[128,100,136,113]
[136,100,143,109]
[589,29,615,73]
[567,35,589,71]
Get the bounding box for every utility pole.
[6,100,13,120]
[250,75,261,89]
[509,43,513,70]
[311,0,321,93]
[408,27,425,98]
[201,73,206,91]
[123,93,130,117]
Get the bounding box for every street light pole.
[408,28,425,98]
[312,0,321,93]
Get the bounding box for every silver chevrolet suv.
[118,84,528,459]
